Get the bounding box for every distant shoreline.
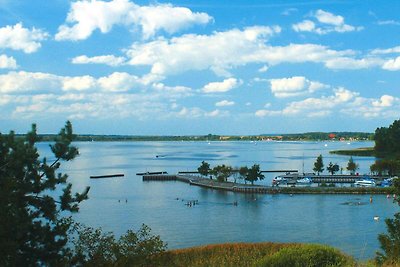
[18,132,373,142]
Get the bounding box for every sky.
[0,0,400,135]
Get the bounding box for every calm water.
[38,140,399,260]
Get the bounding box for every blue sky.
[0,0,400,135]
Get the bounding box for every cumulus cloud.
[126,26,364,76]
[56,0,212,41]
[325,57,384,69]
[293,9,362,35]
[382,56,400,70]
[215,100,235,107]
[269,76,328,98]
[0,23,48,53]
[72,55,126,66]
[202,78,241,93]
[97,72,142,92]
[372,95,395,107]
[0,54,17,69]
[255,87,359,118]
[0,71,60,94]
[62,75,97,91]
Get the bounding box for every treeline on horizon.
[18,131,373,142]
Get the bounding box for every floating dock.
[90,174,124,179]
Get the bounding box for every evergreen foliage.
[313,155,324,175]
[374,119,400,155]
[376,177,400,265]
[346,157,358,175]
[0,121,90,266]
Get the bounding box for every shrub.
[255,244,354,267]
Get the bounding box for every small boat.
[373,216,380,221]
[272,176,287,185]
[354,178,376,187]
[297,177,312,184]
[381,178,393,187]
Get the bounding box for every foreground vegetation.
[160,243,355,267]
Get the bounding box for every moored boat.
[354,178,376,187]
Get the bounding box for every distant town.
[30,132,373,142]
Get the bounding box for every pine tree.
[313,155,324,175]
[0,121,90,266]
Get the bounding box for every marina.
[40,140,399,260]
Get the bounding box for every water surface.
[37,140,399,260]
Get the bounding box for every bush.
[255,244,354,267]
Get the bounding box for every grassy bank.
[330,147,375,157]
[156,243,357,267]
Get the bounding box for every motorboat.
[381,178,393,187]
[297,177,312,184]
[354,178,376,187]
[272,176,288,185]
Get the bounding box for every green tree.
[370,159,400,177]
[326,162,339,175]
[313,155,324,175]
[245,164,265,185]
[197,161,210,177]
[376,177,400,265]
[239,166,249,185]
[70,223,166,266]
[346,156,358,175]
[211,164,233,182]
[0,122,90,266]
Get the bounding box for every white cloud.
[255,87,359,118]
[382,56,400,70]
[269,76,328,98]
[202,78,241,93]
[56,0,212,41]
[126,27,368,77]
[258,65,269,73]
[215,100,234,107]
[292,20,315,32]
[0,23,48,53]
[372,95,395,107]
[72,55,126,66]
[62,75,97,91]
[377,20,400,26]
[98,72,141,92]
[371,46,400,55]
[325,57,383,70]
[293,10,362,35]
[0,54,17,69]
[315,9,344,26]
[0,71,60,93]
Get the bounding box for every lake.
[37,140,399,260]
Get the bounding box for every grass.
[154,243,358,267]
[330,147,375,157]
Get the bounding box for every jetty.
[90,173,124,179]
[141,174,394,195]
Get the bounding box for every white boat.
[272,176,288,185]
[297,177,312,184]
[354,178,376,187]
